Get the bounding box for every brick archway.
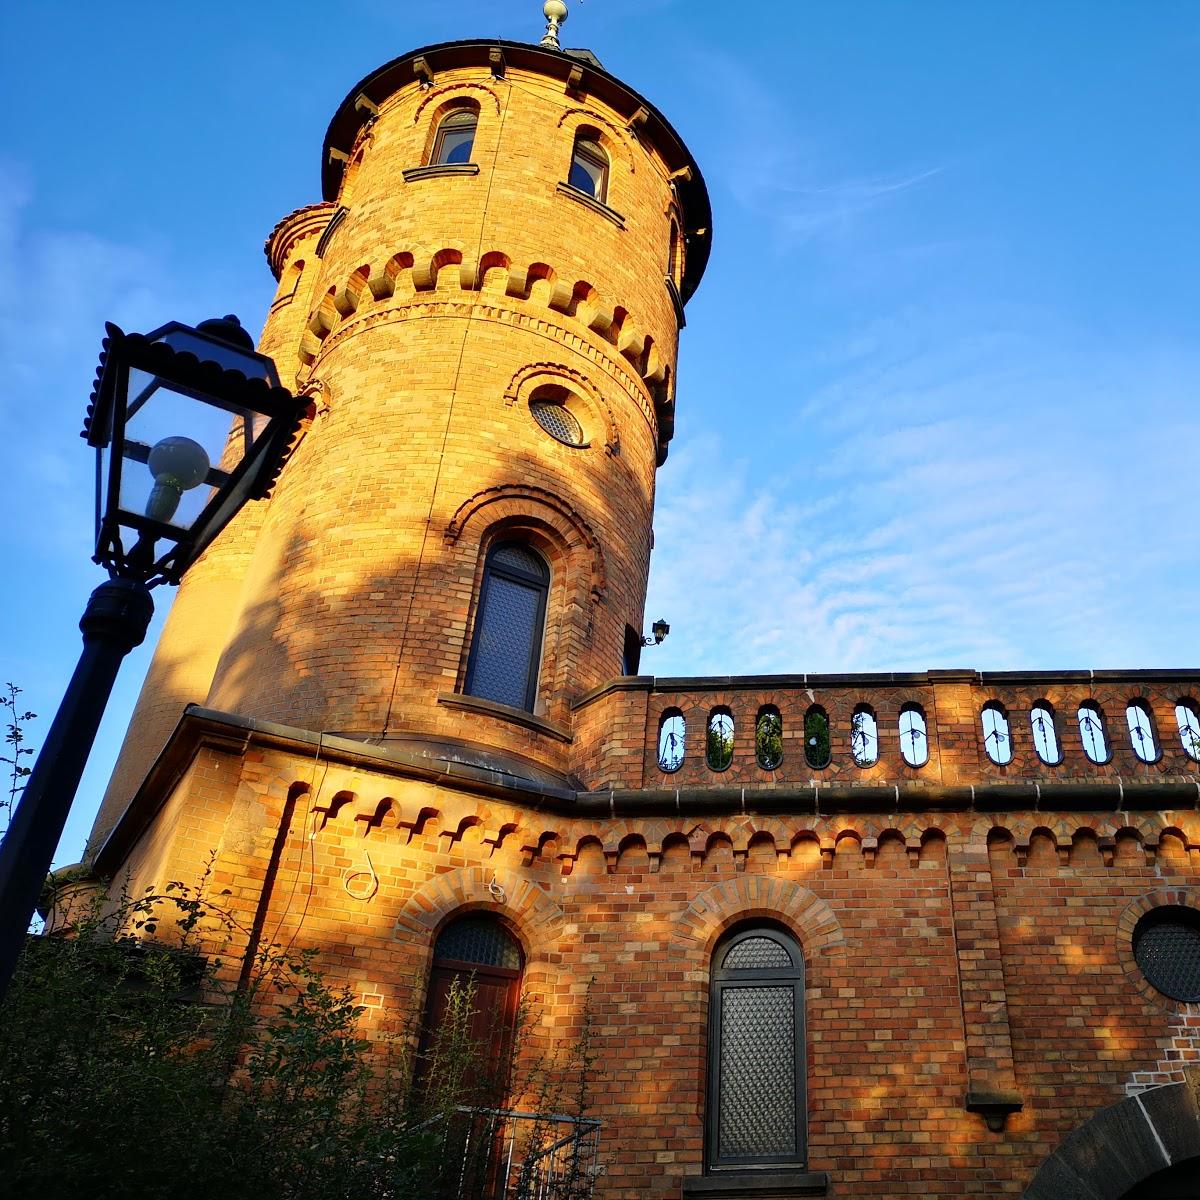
[675,877,847,960]
[394,865,564,952]
[1022,1072,1200,1200]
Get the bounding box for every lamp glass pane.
[155,328,280,385]
[120,377,243,531]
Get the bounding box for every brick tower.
[77,13,1200,1200]
[90,24,710,852]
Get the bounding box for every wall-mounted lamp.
[641,618,670,648]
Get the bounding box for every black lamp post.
[0,316,304,998]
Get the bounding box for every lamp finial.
[541,0,568,49]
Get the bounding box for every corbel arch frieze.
[502,361,619,454]
[412,81,502,123]
[444,483,607,601]
[556,107,636,173]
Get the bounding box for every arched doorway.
[1122,1158,1200,1199]
[419,913,524,1102]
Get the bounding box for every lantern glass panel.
[120,375,245,532]
[155,326,280,384]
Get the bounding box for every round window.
[530,398,584,447]
[1134,906,1200,1002]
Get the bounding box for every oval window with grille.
[1134,906,1200,1003]
[530,397,585,446]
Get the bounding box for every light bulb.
[145,436,210,523]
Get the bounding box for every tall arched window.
[1030,701,1062,765]
[431,107,478,165]
[707,925,807,1172]
[667,217,682,285]
[1126,700,1160,763]
[1078,701,1110,764]
[851,704,879,767]
[1177,700,1200,762]
[899,704,928,768]
[419,914,524,1099]
[464,541,549,712]
[803,706,831,769]
[568,132,609,203]
[981,702,1013,765]
[706,708,735,772]
[755,706,783,771]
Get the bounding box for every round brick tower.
[90,31,710,850]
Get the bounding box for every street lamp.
[0,315,304,997]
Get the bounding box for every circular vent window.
[530,397,585,447]
[1134,906,1200,1002]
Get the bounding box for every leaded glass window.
[708,926,806,1171]
[464,541,549,712]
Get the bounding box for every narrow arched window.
[621,624,642,676]
[899,704,928,767]
[658,709,685,773]
[1177,700,1200,762]
[464,541,549,712]
[755,706,783,771]
[708,925,806,1171]
[981,702,1013,765]
[706,708,735,772]
[1126,700,1160,763]
[419,914,523,1100]
[431,108,477,165]
[568,133,609,203]
[667,217,682,284]
[1077,702,1110,764]
[1030,702,1062,765]
[803,706,831,769]
[851,705,878,767]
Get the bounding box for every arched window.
[899,704,928,768]
[851,704,878,767]
[707,925,806,1171]
[981,702,1013,765]
[755,706,783,771]
[706,708,735,772]
[419,914,524,1099]
[568,132,609,203]
[621,624,642,676]
[1126,700,1160,763]
[464,541,549,712]
[658,709,685,773]
[803,706,831,769]
[667,217,682,285]
[1176,700,1200,762]
[1030,701,1062,765]
[1077,701,1110,764]
[431,107,478,165]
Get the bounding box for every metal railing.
[432,1105,602,1200]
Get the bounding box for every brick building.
[78,15,1200,1200]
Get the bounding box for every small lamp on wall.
[641,618,670,649]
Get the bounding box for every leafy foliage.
[0,880,596,1200]
[0,682,36,839]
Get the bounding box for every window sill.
[403,163,481,182]
[556,182,626,228]
[682,1172,829,1198]
[437,693,573,744]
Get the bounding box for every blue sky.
[1,1,1198,865]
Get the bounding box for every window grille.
[464,542,549,712]
[1134,907,1200,1003]
[530,397,584,446]
[435,915,523,970]
[708,927,806,1171]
